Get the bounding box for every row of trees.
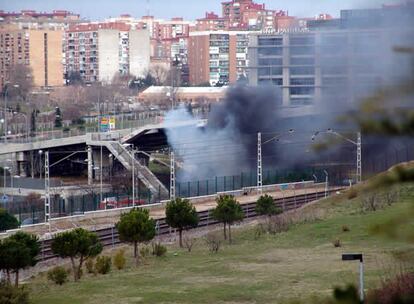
[0,193,280,286]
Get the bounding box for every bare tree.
[6,64,34,102]
[149,64,169,86]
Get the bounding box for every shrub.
[268,215,290,234]
[347,188,358,200]
[367,272,414,304]
[205,233,221,253]
[0,208,19,231]
[383,190,399,206]
[151,242,167,257]
[183,236,197,252]
[254,224,266,240]
[342,225,350,232]
[113,249,126,270]
[333,239,342,248]
[85,258,95,274]
[0,281,30,303]
[47,266,68,285]
[140,246,150,258]
[95,256,111,274]
[361,193,381,212]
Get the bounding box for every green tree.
[212,195,244,244]
[256,194,282,220]
[51,228,102,281]
[0,208,19,231]
[1,232,39,286]
[165,198,199,248]
[54,106,62,128]
[116,208,156,265]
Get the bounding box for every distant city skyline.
[0,0,394,21]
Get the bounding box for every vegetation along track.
[37,190,337,261]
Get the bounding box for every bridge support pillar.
[16,152,27,177]
[88,146,93,185]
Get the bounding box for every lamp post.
[312,129,362,184]
[3,83,20,143]
[323,170,329,198]
[38,150,43,180]
[342,253,364,302]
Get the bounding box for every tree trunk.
[179,229,183,248]
[134,241,139,266]
[228,224,232,244]
[6,269,11,283]
[14,270,19,286]
[77,256,84,280]
[223,222,227,240]
[70,257,77,281]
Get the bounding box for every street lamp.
[342,253,364,302]
[3,83,20,143]
[312,129,362,184]
[38,150,43,179]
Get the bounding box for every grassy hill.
[29,182,414,304]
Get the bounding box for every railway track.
[38,190,336,261]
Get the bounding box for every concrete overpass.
[0,120,205,201]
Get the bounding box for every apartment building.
[248,5,414,106]
[0,10,81,30]
[65,22,150,83]
[188,31,252,86]
[0,24,64,89]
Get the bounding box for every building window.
[258,38,283,46]
[258,47,282,56]
[290,46,315,56]
[290,57,314,65]
[258,58,282,66]
[290,78,315,86]
[290,87,315,95]
[290,66,314,75]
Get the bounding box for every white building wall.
[98,29,119,83]
[129,29,150,78]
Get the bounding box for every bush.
[361,193,381,212]
[183,236,197,252]
[151,242,167,257]
[367,272,414,304]
[0,208,19,232]
[347,188,358,200]
[113,249,126,270]
[95,256,111,274]
[85,258,95,274]
[140,246,151,258]
[254,224,266,240]
[205,233,221,253]
[47,266,68,285]
[333,239,342,248]
[342,225,350,232]
[0,281,30,303]
[268,215,290,234]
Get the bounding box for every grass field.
[29,184,414,304]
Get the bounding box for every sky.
[0,0,392,21]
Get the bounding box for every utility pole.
[44,151,51,232]
[356,132,362,184]
[132,148,135,207]
[170,150,175,200]
[3,85,8,144]
[257,132,262,194]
